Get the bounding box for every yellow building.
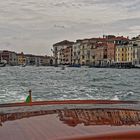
[126,45,133,62]
[17,52,26,65]
[116,45,133,63]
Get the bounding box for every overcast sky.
[0,0,140,55]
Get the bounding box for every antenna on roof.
[102,23,105,38]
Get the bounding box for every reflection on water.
[1,108,140,127]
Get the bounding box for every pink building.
[107,42,116,64]
[94,43,107,66]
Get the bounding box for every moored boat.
[0,62,6,67]
[22,63,26,67]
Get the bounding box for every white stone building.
[53,40,74,65]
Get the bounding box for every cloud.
[0,0,140,55]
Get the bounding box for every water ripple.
[0,66,140,103]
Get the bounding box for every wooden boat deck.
[0,100,140,140]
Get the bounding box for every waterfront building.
[89,43,96,66]
[25,54,36,65]
[106,36,129,65]
[44,56,54,66]
[58,46,72,65]
[131,35,140,46]
[61,46,72,65]
[76,36,129,66]
[133,45,140,66]
[107,36,129,45]
[106,42,116,65]
[53,40,74,65]
[79,39,91,65]
[72,40,81,65]
[116,45,126,62]
[126,45,133,62]
[35,55,44,66]
[73,39,96,66]
[131,35,140,66]
[0,50,18,66]
[52,35,130,67]
[34,55,54,66]
[94,43,107,66]
[0,50,54,66]
[25,54,54,66]
[59,49,64,65]
[87,37,107,66]
[17,52,26,65]
[116,45,133,63]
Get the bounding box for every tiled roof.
[53,40,74,46]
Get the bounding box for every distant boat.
[36,63,40,67]
[22,64,26,67]
[134,64,140,68]
[0,59,7,67]
[61,65,65,70]
[68,64,81,68]
[0,62,6,67]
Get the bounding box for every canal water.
[0,66,140,103]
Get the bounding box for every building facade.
[116,45,133,63]
[25,54,36,65]
[79,40,91,65]
[94,43,107,66]
[89,42,96,66]
[131,35,140,66]
[61,46,72,65]
[0,50,17,66]
[107,42,116,65]
[72,41,81,65]
[17,52,26,65]
[52,35,139,67]
[133,45,140,66]
[53,40,74,65]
